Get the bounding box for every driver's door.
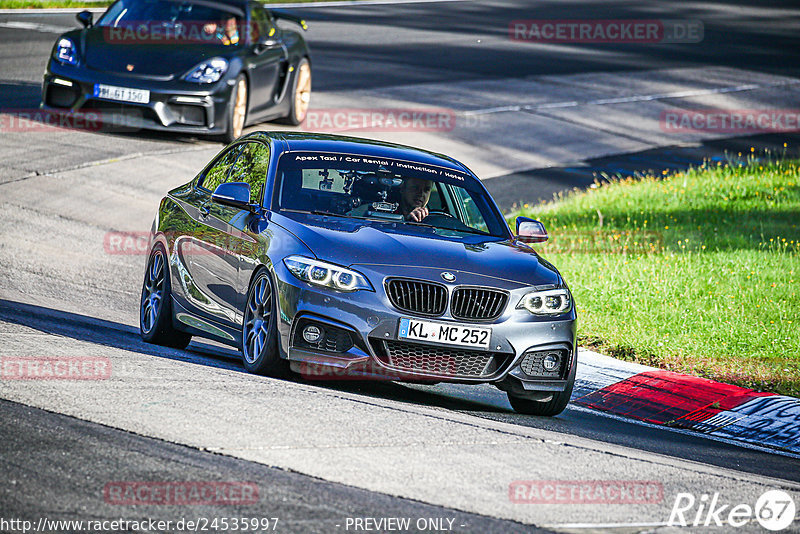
[245,6,285,116]
[186,144,246,327]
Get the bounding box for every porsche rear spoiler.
[271,9,308,30]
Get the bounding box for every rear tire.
[241,269,289,377]
[140,243,191,349]
[281,57,311,126]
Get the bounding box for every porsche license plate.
[93,84,150,104]
[398,318,491,349]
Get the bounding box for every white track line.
[0,0,470,15]
[463,80,800,116]
[0,20,71,32]
[543,522,670,529]
[266,0,470,7]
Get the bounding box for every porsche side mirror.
[76,10,93,28]
[255,36,280,53]
[516,216,548,243]
[211,182,252,210]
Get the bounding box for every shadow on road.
[2,298,799,482]
[0,80,42,109]
[486,132,800,210]
[0,298,502,414]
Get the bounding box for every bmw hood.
[274,213,562,287]
[81,27,232,78]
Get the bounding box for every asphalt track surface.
[2,0,800,532]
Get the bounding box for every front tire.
[241,269,288,377]
[507,358,576,416]
[140,244,191,349]
[221,74,247,143]
[282,57,311,126]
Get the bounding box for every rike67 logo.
[669,490,796,531]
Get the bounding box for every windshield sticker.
[287,153,468,182]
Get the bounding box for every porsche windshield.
[275,151,508,238]
[96,0,245,47]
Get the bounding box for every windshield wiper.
[403,220,438,229]
[293,209,388,223]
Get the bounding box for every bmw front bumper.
[273,262,578,395]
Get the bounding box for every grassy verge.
[0,0,341,7]
[511,152,800,397]
[0,0,112,8]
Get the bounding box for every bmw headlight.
[54,37,78,66]
[184,58,228,83]
[517,288,572,315]
[284,256,373,292]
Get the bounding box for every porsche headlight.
[517,288,572,315]
[284,256,373,292]
[55,37,78,66]
[184,58,228,83]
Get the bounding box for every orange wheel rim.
[294,62,311,122]
[232,79,247,138]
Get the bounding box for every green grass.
[0,0,344,7]
[510,151,800,397]
[0,0,112,8]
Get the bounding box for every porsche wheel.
[140,244,191,349]
[283,58,311,126]
[221,74,247,143]
[241,269,288,376]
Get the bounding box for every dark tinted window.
[199,144,242,193]
[248,6,273,43]
[96,0,244,47]
[228,142,270,203]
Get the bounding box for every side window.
[200,145,242,193]
[228,142,270,203]
[452,186,489,233]
[427,182,444,211]
[248,6,273,43]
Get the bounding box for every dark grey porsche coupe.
[140,132,577,415]
[42,0,310,141]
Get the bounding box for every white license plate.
[398,318,491,349]
[93,84,150,104]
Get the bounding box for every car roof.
[242,131,475,177]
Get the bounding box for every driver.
[204,15,239,45]
[399,177,432,222]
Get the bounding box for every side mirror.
[76,10,93,28]
[211,182,253,210]
[515,216,548,243]
[255,36,279,53]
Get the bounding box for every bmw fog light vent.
[519,349,567,378]
[293,319,354,354]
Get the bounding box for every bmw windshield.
[96,0,246,47]
[275,151,510,238]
